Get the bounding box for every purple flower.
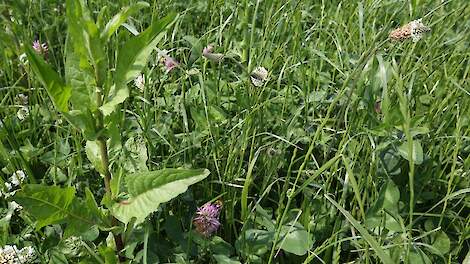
[32,40,48,56]
[193,201,222,237]
[161,55,179,73]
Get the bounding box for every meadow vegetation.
[0,0,469,263]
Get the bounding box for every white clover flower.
[16,94,28,106]
[134,74,145,91]
[250,66,269,87]
[17,246,36,263]
[0,245,36,263]
[9,201,23,211]
[18,53,28,65]
[16,106,29,121]
[10,170,26,186]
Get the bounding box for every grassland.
[0,0,469,263]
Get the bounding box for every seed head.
[389,19,430,42]
[250,66,269,87]
[202,44,224,63]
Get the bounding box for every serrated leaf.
[25,47,71,112]
[111,168,210,224]
[101,2,150,41]
[101,13,177,116]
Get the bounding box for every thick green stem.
[95,84,125,262]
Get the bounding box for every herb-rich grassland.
[1,0,469,263]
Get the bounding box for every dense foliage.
[0,0,469,263]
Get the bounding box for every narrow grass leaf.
[325,194,394,264]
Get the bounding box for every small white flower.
[5,182,12,191]
[18,246,36,263]
[9,201,23,211]
[0,245,36,263]
[16,106,29,121]
[134,74,145,91]
[250,66,269,87]
[16,94,28,105]
[409,19,430,42]
[10,170,26,186]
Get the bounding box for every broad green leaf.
[235,229,274,257]
[101,2,150,41]
[98,245,118,264]
[14,185,104,234]
[278,222,313,256]
[101,13,177,116]
[85,140,105,174]
[365,180,402,231]
[66,0,107,87]
[65,36,97,111]
[325,194,394,264]
[431,231,450,255]
[48,249,69,264]
[398,140,424,165]
[123,136,148,173]
[408,248,432,264]
[184,35,203,66]
[111,168,210,224]
[25,47,71,112]
[213,255,241,264]
[63,110,97,140]
[15,185,75,229]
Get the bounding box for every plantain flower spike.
[389,18,431,42]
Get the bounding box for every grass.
[1,0,469,263]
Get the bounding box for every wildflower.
[10,170,26,186]
[389,19,430,42]
[202,44,224,63]
[9,201,23,211]
[16,106,29,121]
[160,55,179,73]
[250,66,269,87]
[16,94,28,106]
[193,201,222,237]
[0,245,36,263]
[134,74,145,91]
[32,40,48,56]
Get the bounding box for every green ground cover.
[0,0,469,263]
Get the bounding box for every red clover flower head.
[193,201,222,237]
[32,40,48,56]
[161,55,179,73]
